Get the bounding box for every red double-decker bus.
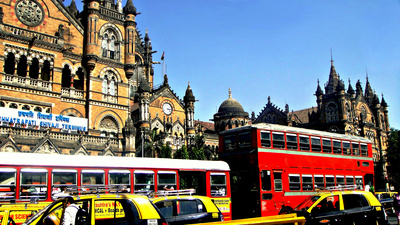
[219,123,374,219]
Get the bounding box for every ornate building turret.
[347,79,355,97]
[325,59,339,94]
[137,77,151,134]
[184,82,196,145]
[123,114,136,156]
[123,0,137,79]
[365,76,374,106]
[84,0,100,72]
[315,79,324,110]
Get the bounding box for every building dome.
[215,88,248,118]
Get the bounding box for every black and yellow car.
[0,205,43,225]
[23,194,168,225]
[290,186,389,225]
[152,193,223,225]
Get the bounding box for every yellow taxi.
[0,205,43,225]
[23,194,168,225]
[375,191,397,215]
[151,189,223,225]
[289,185,389,225]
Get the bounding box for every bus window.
[261,132,271,148]
[343,141,351,155]
[272,132,285,149]
[322,139,332,153]
[158,171,176,191]
[273,172,282,192]
[238,132,251,149]
[311,137,321,152]
[336,176,345,186]
[81,170,104,193]
[224,135,236,151]
[261,170,271,191]
[346,176,354,185]
[360,144,368,156]
[314,175,324,189]
[109,170,130,192]
[299,135,310,151]
[20,168,47,200]
[355,176,363,190]
[0,168,16,200]
[352,143,360,156]
[286,134,298,150]
[289,174,300,191]
[333,140,341,154]
[302,175,313,191]
[134,170,154,194]
[210,173,227,196]
[325,176,335,188]
[52,169,77,199]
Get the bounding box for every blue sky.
[72,0,400,129]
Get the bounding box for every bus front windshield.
[294,195,321,211]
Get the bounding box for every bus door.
[260,170,283,216]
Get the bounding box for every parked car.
[289,185,389,225]
[23,194,168,225]
[375,192,397,215]
[0,205,43,225]
[152,190,223,225]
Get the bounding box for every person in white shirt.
[63,197,79,225]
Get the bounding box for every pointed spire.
[316,79,324,96]
[184,82,195,103]
[123,0,137,15]
[228,88,232,99]
[325,52,339,94]
[336,79,345,92]
[381,93,388,107]
[347,78,355,95]
[66,0,79,17]
[356,79,363,97]
[365,75,374,99]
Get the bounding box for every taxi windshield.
[294,195,321,211]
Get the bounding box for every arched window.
[326,102,338,122]
[99,116,119,138]
[34,107,42,112]
[74,67,84,90]
[62,65,72,88]
[30,58,39,79]
[101,29,120,60]
[10,103,18,109]
[41,60,51,81]
[17,55,27,77]
[102,72,118,96]
[22,105,30,110]
[4,53,15,75]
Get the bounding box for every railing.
[61,88,84,99]
[102,94,117,103]
[1,24,59,45]
[2,74,52,91]
[99,7,124,20]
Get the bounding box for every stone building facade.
[253,59,390,189]
[0,0,195,156]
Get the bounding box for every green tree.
[158,142,172,158]
[136,130,163,157]
[174,145,189,159]
[385,128,400,191]
[188,135,206,160]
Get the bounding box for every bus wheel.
[279,207,292,215]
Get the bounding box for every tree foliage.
[158,142,172,158]
[385,128,400,191]
[174,145,189,159]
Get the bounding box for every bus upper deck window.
[238,132,251,149]
[336,176,345,186]
[299,136,310,151]
[210,173,227,197]
[325,176,335,188]
[352,143,360,156]
[224,135,236,151]
[134,170,154,194]
[109,170,131,192]
[311,137,321,152]
[333,140,342,154]
[346,176,354,185]
[286,134,298,150]
[158,171,176,191]
[52,169,77,199]
[261,132,271,148]
[272,133,285,149]
[343,141,351,155]
[20,168,48,200]
[360,144,368,156]
[0,168,16,201]
[322,139,332,153]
